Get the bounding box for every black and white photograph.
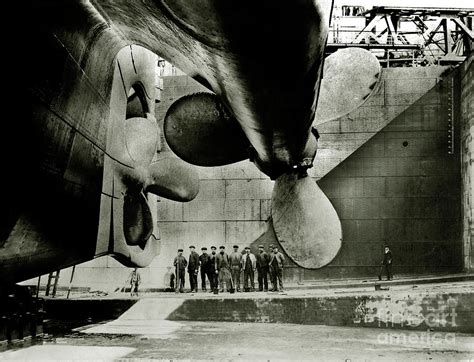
[1,0,473,360]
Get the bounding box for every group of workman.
[173,244,285,293]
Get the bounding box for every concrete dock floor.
[2,321,473,360]
[56,276,474,300]
[40,273,474,298]
[2,279,473,360]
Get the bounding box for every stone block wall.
[165,292,474,333]
[32,61,471,291]
[43,290,474,333]
[315,77,462,279]
[457,54,473,271]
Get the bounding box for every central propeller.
[164,48,380,269]
[271,173,342,268]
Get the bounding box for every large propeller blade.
[315,48,381,125]
[124,115,159,166]
[271,173,342,269]
[123,191,154,250]
[146,156,200,202]
[164,92,249,166]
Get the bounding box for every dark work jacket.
[188,251,200,272]
[208,253,217,272]
[216,252,230,270]
[269,252,285,270]
[174,255,187,271]
[199,253,212,272]
[383,251,393,265]
[256,251,270,270]
[242,253,256,270]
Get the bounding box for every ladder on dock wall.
[45,270,60,298]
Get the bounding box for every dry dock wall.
[42,60,473,291]
[165,292,474,333]
[458,55,473,272]
[152,65,466,282]
[44,291,474,333]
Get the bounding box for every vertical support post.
[45,273,52,296]
[443,18,454,58]
[52,270,60,298]
[36,276,41,299]
[67,266,76,299]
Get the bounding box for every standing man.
[188,245,200,292]
[242,247,257,292]
[229,245,243,292]
[256,245,270,292]
[216,246,231,292]
[199,247,212,291]
[209,246,218,292]
[267,245,274,290]
[128,268,141,297]
[173,249,187,293]
[269,246,285,292]
[379,245,393,281]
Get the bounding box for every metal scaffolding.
[328,6,473,67]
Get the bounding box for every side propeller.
[163,48,380,269]
[119,113,199,249]
[315,47,381,125]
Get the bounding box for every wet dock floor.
[2,320,473,360]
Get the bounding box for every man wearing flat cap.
[199,247,212,291]
[216,245,231,292]
[256,245,270,292]
[208,246,218,292]
[229,245,243,292]
[379,244,393,281]
[173,249,187,293]
[188,245,200,292]
[242,247,257,291]
[267,245,274,290]
[269,246,285,292]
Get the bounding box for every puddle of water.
[80,319,183,339]
[0,345,135,360]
